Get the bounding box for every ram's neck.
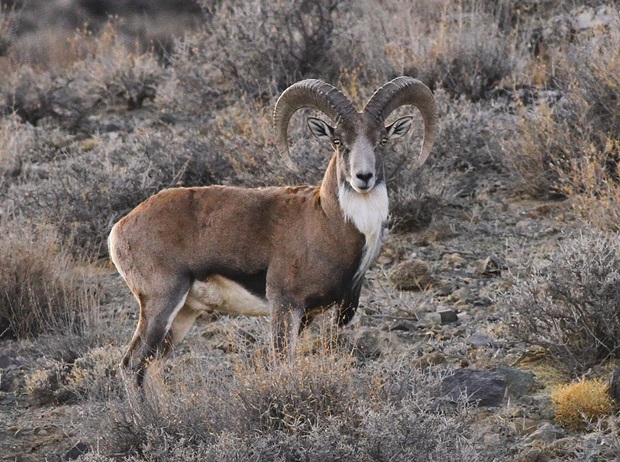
[318,154,345,218]
[319,152,389,285]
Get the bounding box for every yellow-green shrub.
[551,378,614,430]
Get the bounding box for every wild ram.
[108,77,437,386]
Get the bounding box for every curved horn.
[364,77,438,167]
[273,79,357,168]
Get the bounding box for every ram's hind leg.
[168,305,202,346]
[122,280,191,387]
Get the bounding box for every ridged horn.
[364,77,438,167]
[273,79,357,168]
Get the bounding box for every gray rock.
[434,283,456,296]
[609,367,620,403]
[492,366,534,398]
[451,286,475,303]
[440,368,506,407]
[419,309,459,327]
[0,350,22,369]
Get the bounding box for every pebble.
[389,259,435,291]
[524,422,563,444]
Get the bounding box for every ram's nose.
[352,172,375,192]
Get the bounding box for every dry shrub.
[0,4,16,57]
[232,352,361,435]
[0,219,98,340]
[388,91,513,231]
[504,14,620,207]
[0,20,166,130]
[0,114,34,191]
[0,65,57,125]
[3,123,220,249]
[557,34,620,229]
[69,21,165,112]
[418,13,513,101]
[205,99,329,187]
[505,101,571,198]
[88,350,491,461]
[24,346,123,406]
[565,141,620,232]
[343,0,518,100]
[551,378,614,430]
[508,230,620,374]
[201,0,341,98]
[3,0,202,71]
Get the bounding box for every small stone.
[435,283,456,296]
[524,423,563,444]
[466,332,496,348]
[389,259,434,291]
[62,442,90,461]
[456,311,471,323]
[387,320,418,332]
[475,255,507,275]
[420,312,442,327]
[159,113,178,125]
[438,309,458,324]
[451,286,475,303]
[0,351,22,369]
[443,252,466,267]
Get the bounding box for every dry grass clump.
[551,378,614,430]
[0,219,98,340]
[508,230,620,374]
[86,351,492,461]
[24,346,123,406]
[417,11,513,101]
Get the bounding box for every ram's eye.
[380,138,388,146]
[333,139,342,147]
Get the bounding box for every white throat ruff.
[338,182,389,287]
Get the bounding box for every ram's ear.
[385,116,414,140]
[307,117,336,142]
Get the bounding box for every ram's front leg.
[270,297,304,362]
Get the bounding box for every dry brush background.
[1,0,620,460]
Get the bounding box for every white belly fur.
[185,275,271,317]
